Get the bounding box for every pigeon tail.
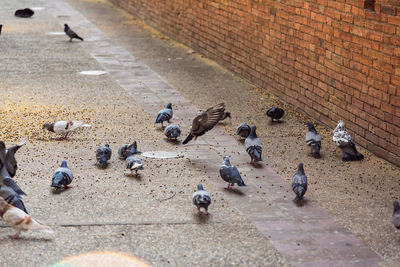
[394,201,400,212]
[197,184,204,191]
[342,151,364,162]
[296,186,306,199]
[70,121,91,130]
[310,142,321,158]
[237,180,246,186]
[183,133,194,144]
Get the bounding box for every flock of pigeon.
[1,8,399,241]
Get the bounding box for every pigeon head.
[249,125,257,137]
[307,122,316,131]
[223,155,231,165]
[336,120,345,130]
[64,24,69,29]
[394,201,400,213]
[297,162,304,173]
[166,103,172,109]
[42,123,54,131]
[60,160,68,168]
[197,184,204,191]
[105,144,110,148]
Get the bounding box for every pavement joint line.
[42,0,383,265]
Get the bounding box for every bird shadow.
[224,188,245,196]
[268,120,284,125]
[292,198,308,207]
[193,213,211,224]
[165,138,181,144]
[0,235,53,242]
[125,173,143,180]
[250,162,264,169]
[155,126,165,132]
[51,187,71,195]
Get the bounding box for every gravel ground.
[65,0,400,261]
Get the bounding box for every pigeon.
[292,163,307,202]
[164,124,181,140]
[14,8,34,18]
[43,120,91,140]
[64,24,83,42]
[0,24,2,35]
[305,122,322,158]
[0,197,53,239]
[155,103,173,128]
[266,107,285,122]
[183,103,226,144]
[332,120,364,161]
[125,156,144,177]
[118,141,141,160]
[192,184,211,215]
[96,144,112,169]
[0,185,27,213]
[0,142,26,195]
[245,125,262,164]
[51,160,73,189]
[236,123,251,139]
[219,156,246,189]
[393,201,400,229]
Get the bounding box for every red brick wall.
[110,0,400,166]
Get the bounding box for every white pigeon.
[332,120,364,161]
[43,120,91,140]
[0,197,53,239]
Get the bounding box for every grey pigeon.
[96,144,112,169]
[306,122,322,158]
[0,141,26,195]
[118,141,141,160]
[15,8,34,18]
[245,125,262,164]
[0,185,27,213]
[0,25,2,35]
[64,24,83,42]
[183,103,226,144]
[219,156,246,189]
[236,123,251,139]
[51,160,73,189]
[155,103,173,128]
[332,120,364,161]
[292,163,307,202]
[393,201,400,229]
[164,124,181,140]
[266,107,285,122]
[192,184,211,215]
[125,156,144,177]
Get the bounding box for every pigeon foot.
[9,232,20,239]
